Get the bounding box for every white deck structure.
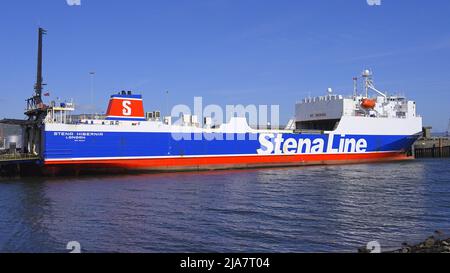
[295,70,422,135]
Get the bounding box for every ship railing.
[349,111,414,119]
[293,129,324,135]
[0,153,40,162]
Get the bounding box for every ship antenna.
[362,69,387,98]
[362,69,372,98]
[353,77,358,97]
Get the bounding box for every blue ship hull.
[42,130,419,172]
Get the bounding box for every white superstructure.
[295,70,422,135]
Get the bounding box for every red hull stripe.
[45,152,409,168]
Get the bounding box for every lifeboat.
[361,98,376,109]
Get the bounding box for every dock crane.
[23,27,48,156]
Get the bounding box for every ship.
[39,71,422,174]
[1,29,423,175]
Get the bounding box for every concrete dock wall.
[414,137,450,158]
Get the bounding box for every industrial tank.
[6,135,22,151]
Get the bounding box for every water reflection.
[0,159,449,252]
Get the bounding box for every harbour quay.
[413,127,450,158]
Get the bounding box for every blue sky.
[1,0,450,131]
